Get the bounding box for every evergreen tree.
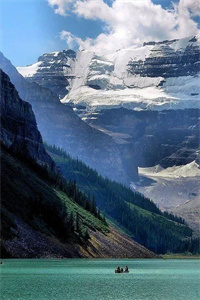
[76,213,81,233]
[43,143,196,254]
[83,228,90,242]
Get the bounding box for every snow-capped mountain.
[18,36,200,111]
[0,52,138,184]
[139,160,200,178]
[18,50,76,99]
[8,37,200,231]
[131,161,200,235]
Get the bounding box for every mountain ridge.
[17,36,200,111]
[45,143,199,254]
[0,69,155,259]
[0,52,138,184]
[0,69,54,169]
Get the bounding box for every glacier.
[17,36,200,111]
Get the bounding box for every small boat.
[115,269,129,273]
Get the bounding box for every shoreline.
[162,254,200,259]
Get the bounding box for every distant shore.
[162,254,200,259]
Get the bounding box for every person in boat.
[121,268,124,273]
[125,266,129,272]
[115,266,121,273]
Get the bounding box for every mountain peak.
[16,36,200,111]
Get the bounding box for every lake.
[0,259,199,300]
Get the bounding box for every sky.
[1,0,200,67]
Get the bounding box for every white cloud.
[179,0,200,16]
[60,30,79,48]
[47,0,200,54]
[60,30,94,50]
[47,0,75,16]
[173,0,200,38]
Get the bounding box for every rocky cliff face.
[18,36,200,111]
[0,69,54,168]
[0,53,138,183]
[86,108,200,168]
[128,36,200,78]
[22,50,76,99]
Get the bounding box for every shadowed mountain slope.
[0,69,155,258]
[0,52,138,184]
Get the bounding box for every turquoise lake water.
[0,259,199,300]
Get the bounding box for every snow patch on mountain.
[124,76,164,88]
[139,161,200,178]
[107,45,153,77]
[17,36,200,111]
[169,36,199,52]
[131,161,200,218]
[63,36,200,110]
[62,83,200,111]
[131,160,200,234]
[18,61,42,77]
[132,174,200,235]
[72,50,94,90]
[163,76,200,96]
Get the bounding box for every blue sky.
[1,0,103,66]
[0,0,199,67]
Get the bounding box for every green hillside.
[126,202,192,253]
[45,144,199,254]
[1,145,108,257]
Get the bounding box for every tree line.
[2,143,107,245]
[45,143,199,254]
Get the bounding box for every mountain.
[2,145,156,259]
[0,69,54,169]
[18,50,76,99]
[0,52,138,184]
[1,64,199,256]
[132,162,200,236]
[85,108,200,168]
[86,107,200,234]
[0,69,156,259]
[172,195,200,237]
[18,36,200,111]
[45,144,199,254]
[8,36,200,232]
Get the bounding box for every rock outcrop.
[22,50,76,99]
[128,36,200,78]
[0,69,54,168]
[86,107,200,168]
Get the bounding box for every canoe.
[115,270,129,273]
